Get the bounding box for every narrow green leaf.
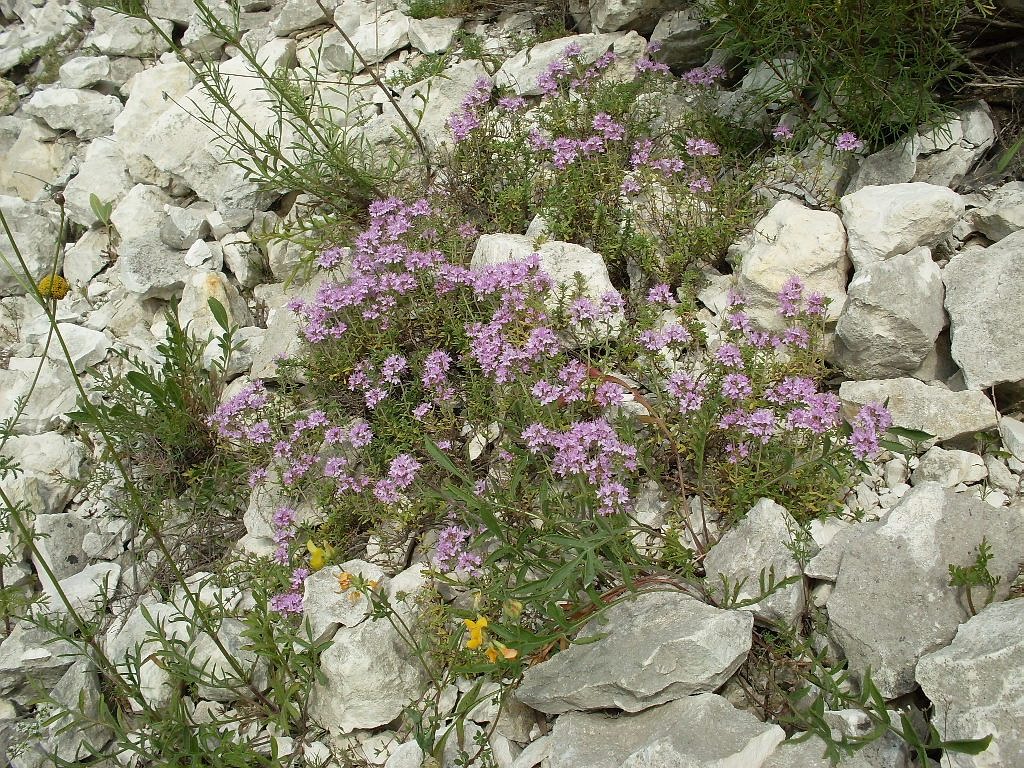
[208,297,230,333]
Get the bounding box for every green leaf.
[208,297,230,333]
[125,371,165,400]
[934,733,993,755]
[878,438,913,456]
[886,426,934,443]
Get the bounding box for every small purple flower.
[646,284,676,306]
[685,138,720,157]
[715,343,743,368]
[772,123,794,141]
[722,373,752,400]
[620,177,641,195]
[835,131,864,152]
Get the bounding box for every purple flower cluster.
[373,453,422,504]
[834,131,864,152]
[531,359,591,406]
[447,77,494,142]
[270,564,310,615]
[849,403,893,460]
[530,113,628,170]
[522,419,638,516]
[683,65,726,87]
[434,524,482,575]
[685,138,721,157]
[209,380,270,440]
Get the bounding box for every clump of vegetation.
[697,0,964,148]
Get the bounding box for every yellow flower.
[37,274,70,300]
[306,540,334,571]
[464,615,488,650]
[336,571,352,591]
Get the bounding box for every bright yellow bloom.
[306,540,334,571]
[37,274,70,300]
[464,616,488,650]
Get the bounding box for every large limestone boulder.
[825,483,1024,698]
[515,591,752,714]
[840,183,963,270]
[834,247,946,379]
[943,232,1024,389]
[838,378,997,443]
[308,614,429,733]
[590,0,675,34]
[23,87,123,139]
[916,598,1024,768]
[733,198,849,329]
[546,694,785,768]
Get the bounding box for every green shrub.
[698,0,964,147]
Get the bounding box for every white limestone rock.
[515,592,752,714]
[546,694,785,768]
[916,598,1024,768]
[840,183,963,270]
[972,180,1024,242]
[59,55,111,89]
[732,198,849,329]
[24,87,122,139]
[838,378,997,443]
[408,16,461,54]
[826,483,1024,698]
[833,246,946,379]
[704,498,811,627]
[943,231,1024,389]
[84,8,173,57]
[63,138,133,227]
[495,32,646,97]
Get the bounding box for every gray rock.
[103,602,190,710]
[495,32,645,97]
[408,17,461,54]
[302,561,387,643]
[763,730,910,768]
[309,614,429,732]
[177,270,252,341]
[250,275,326,380]
[0,196,62,296]
[840,183,964,271]
[845,136,917,194]
[32,511,96,600]
[911,447,986,488]
[943,232,1024,389]
[916,598,1024,768]
[984,455,1018,496]
[63,138,133,228]
[590,0,675,35]
[45,562,121,621]
[838,378,997,443]
[547,694,785,768]
[322,9,410,71]
[972,180,1024,242]
[26,659,111,764]
[826,482,1024,698]
[160,206,210,250]
[23,87,123,139]
[0,357,78,434]
[704,498,811,627]
[732,198,848,330]
[834,247,946,379]
[913,102,995,187]
[515,591,752,714]
[184,239,224,271]
[188,618,268,701]
[649,7,712,69]
[84,8,173,57]
[0,620,77,696]
[999,417,1024,462]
